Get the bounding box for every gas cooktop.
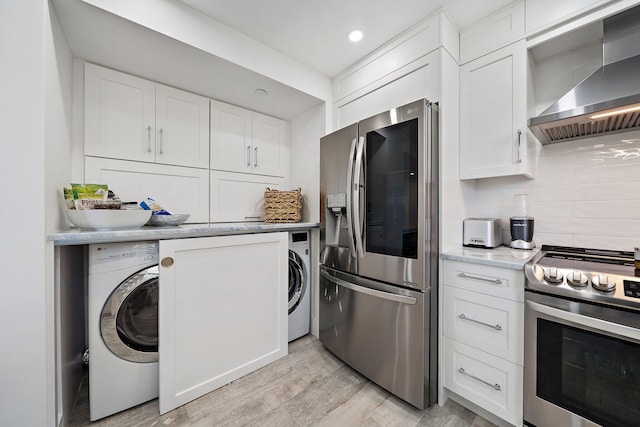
[524,245,640,311]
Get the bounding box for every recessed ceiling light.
[348,30,363,43]
[255,88,267,96]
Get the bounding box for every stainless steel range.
[523,246,640,427]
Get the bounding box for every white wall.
[0,1,49,426]
[464,130,640,250]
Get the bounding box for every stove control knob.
[567,270,588,287]
[592,273,616,292]
[543,267,563,284]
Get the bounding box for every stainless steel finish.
[355,99,438,291]
[159,128,164,154]
[147,125,152,153]
[246,146,251,166]
[457,367,501,391]
[100,265,159,363]
[524,247,640,311]
[524,290,640,427]
[458,272,502,285]
[352,136,365,258]
[321,268,417,304]
[254,146,258,167]
[509,239,536,250]
[320,123,358,274]
[462,218,502,248]
[319,99,439,410]
[516,129,522,163]
[458,313,502,331]
[529,5,640,144]
[319,266,430,409]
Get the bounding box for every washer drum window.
[288,250,307,314]
[100,265,159,363]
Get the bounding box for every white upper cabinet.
[526,0,615,35]
[85,63,210,169]
[85,63,156,163]
[460,40,532,180]
[155,84,210,169]
[210,100,287,177]
[460,1,525,64]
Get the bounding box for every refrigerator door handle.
[352,136,365,258]
[320,269,417,305]
[346,137,358,259]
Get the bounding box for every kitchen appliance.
[463,218,502,248]
[510,194,535,250]
[319,99,438,409]
[288,231,311,342]
[524,245,640,427]
[529,5,640,144]
[88,241,159,421]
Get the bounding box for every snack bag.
[140,197,171,215]
[71,183,109,210]
[63,187,75,209]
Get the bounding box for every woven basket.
[264,187,302,223]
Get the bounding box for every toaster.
[463,218,502,248]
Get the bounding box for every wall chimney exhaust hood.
[529,5,640,145]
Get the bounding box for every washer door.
[100,265,159,363]
[288,250,307,314]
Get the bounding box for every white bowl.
[146,213,190,226]
[66,209,152,230]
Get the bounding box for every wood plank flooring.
[69,335,496,426]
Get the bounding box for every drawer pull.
[458,367,501,391]
[458,272,502,285]
[458,314,502,331]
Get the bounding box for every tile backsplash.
[464,129,640,251]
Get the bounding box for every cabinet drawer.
[444,338,523,426]
[443,260,524,301]
[444,287,523,364]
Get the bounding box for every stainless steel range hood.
[529,5,640,145]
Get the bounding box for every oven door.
[524,291,640,427]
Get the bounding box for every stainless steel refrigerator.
[319,99,438,409]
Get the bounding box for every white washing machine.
[288,231,311,342]
[88,241,159,421]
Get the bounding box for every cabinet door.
[156,84,210,169]
[210,171,285,222]
[84,156,210,223]
[460,40,528,180]
[252,112,287,177]
[84,63,156,162]
[210,100,252,173]
[158,233,288,414]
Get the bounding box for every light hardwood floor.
[69,335,496,426]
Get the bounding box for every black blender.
[510,194,535,250]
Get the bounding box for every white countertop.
[48,222,319,246]
[441,245,540,270]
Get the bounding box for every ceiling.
[176,0,515,77]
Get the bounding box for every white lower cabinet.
[157,233,288,414]
[210,170,284,222]
[84,156,209,223]
[443,260,524,427]
[444,339,523,426]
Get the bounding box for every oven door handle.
[527,300,640,342]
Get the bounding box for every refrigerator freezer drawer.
[318,267,434,409]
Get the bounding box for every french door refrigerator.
[319,99,439,409]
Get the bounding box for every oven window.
[365,118,418,259]
[537,318,640,427]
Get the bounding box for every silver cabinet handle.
[458,368,501,391]
[244,216,261,219]
[516,129,522,164]
[247,146,251,167]
[254,146,258,167]
[147,126,152,153]
[159,128,164,155]
[458,272,502,285]
[458,314,502,331]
